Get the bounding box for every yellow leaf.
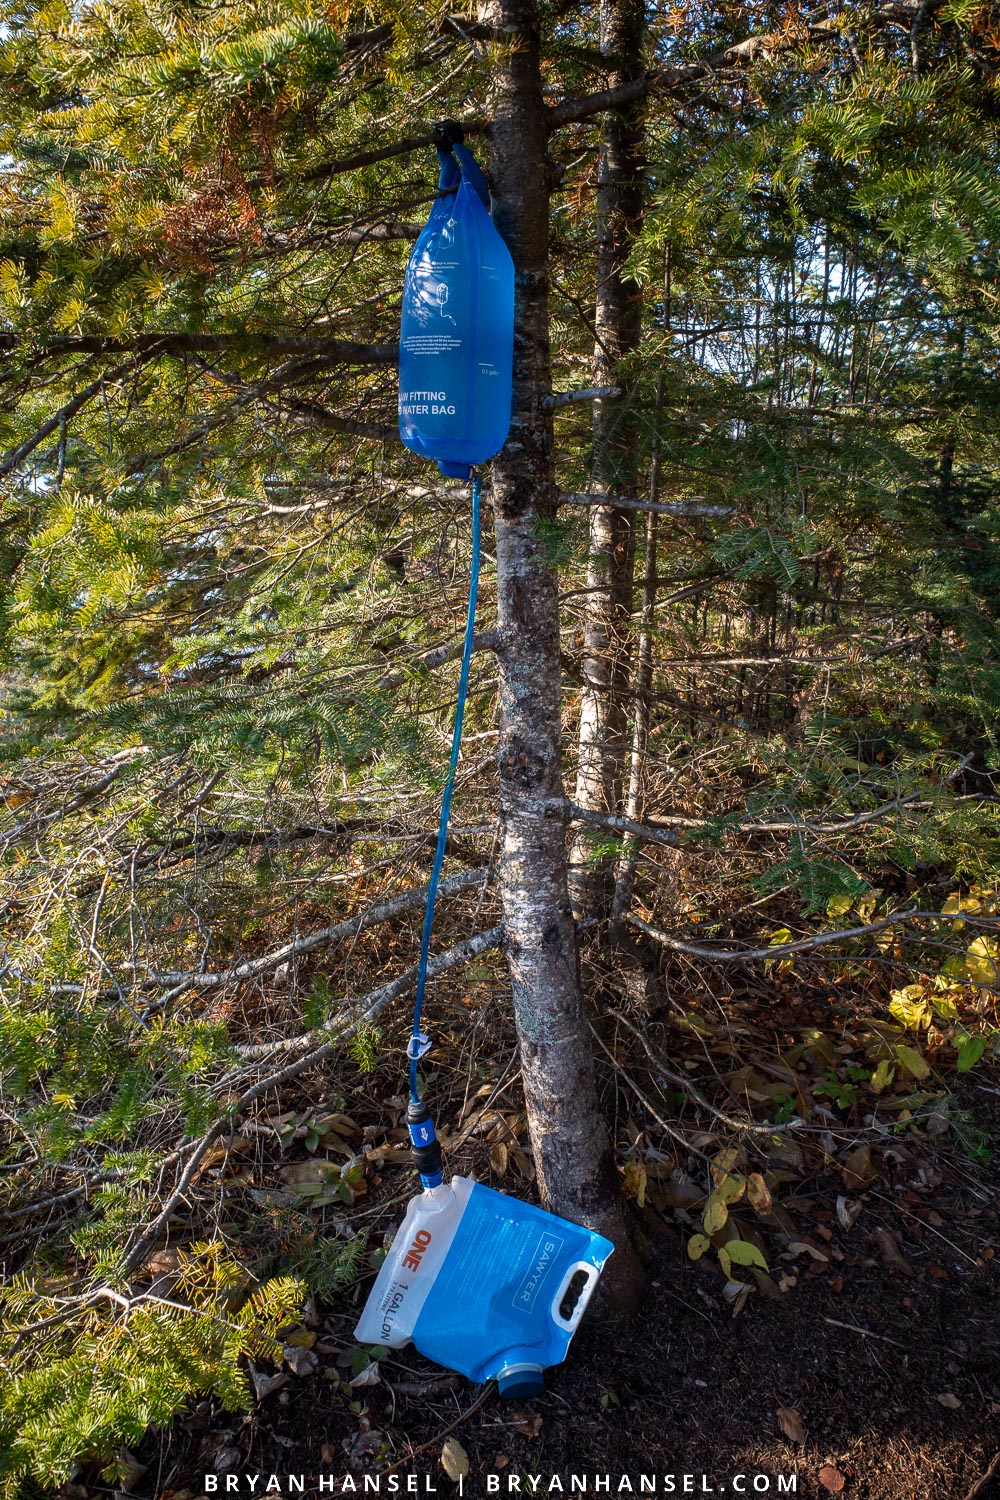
[715,1171,746,1206]
[441,1438,469,1481]
[727,1238,768,1270]
[283,1328,316,1349]
[870,1059,895,1093]
[895,1044,931,1081]
[711,1147,741,1180]
[889,989,932,1031]
[967,936,999,990]
[687,1232,711,1261]
[930,992,958,1022]
[622,1161,647,1207]
[944,894,981,915]
[746,1172,773,1216]
[703,1191,728,1234]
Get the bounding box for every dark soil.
[130,1077,1000,1500]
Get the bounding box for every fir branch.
[0,354,158,479]
[141,868,488,990]
[9,332,397,367]
[121,924,502,1272]
[626,907,987,963]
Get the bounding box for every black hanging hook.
[432,119,465,150]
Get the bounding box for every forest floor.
[116,955,1000,1500]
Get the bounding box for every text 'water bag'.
[398,143,514,480]
[356,1176,613,1397]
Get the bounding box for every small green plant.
[349,1022,381,1072]
[813,1069,861,1112]
[771,1092,797,1124]
[685,1150,770,1283]
[328,1343,386,1415]
[0,1242,312,1494]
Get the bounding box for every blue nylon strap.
[452,143,491,211]
[408,473,482,1102]
[436,141,490,211]
[436,146,461,194]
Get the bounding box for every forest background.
[0,0,999,1492]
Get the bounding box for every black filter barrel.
[407,1099,443,1186]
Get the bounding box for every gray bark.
[609,511,657,936]
[611,372,669,936]
[568,0,647,918]
[480,0,643,1313]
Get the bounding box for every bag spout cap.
[495,1361,545,1400]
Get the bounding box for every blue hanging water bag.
[398,141,514,479]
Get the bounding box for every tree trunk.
[568,0,646,918]
[610,375,663,938]
[480,0,643,1313]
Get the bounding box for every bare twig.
[559,491,734,519]
[610,1010,800,1137]
[820,1317,908,1350]
[569,803,686,849]
[373,1383,494,1478]
[5,331,396,367]
[627,907,919,962]
[233,922,502,1065]
[626,907,1000,965]
[545,385,622,408]
[0,356,153,478]
[589,1024,711,1161]
[121,925,503,1271]
[143,868,488,991]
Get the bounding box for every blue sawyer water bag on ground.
[355,1177,613,1396]
[398,146,514,480]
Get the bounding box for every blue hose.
[408,472,482,1104]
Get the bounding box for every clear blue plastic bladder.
[398,148,514,479]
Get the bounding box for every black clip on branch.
[432,119,465,150]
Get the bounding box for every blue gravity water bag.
[398,139,514,478]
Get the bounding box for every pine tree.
[0,0,999,1482]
